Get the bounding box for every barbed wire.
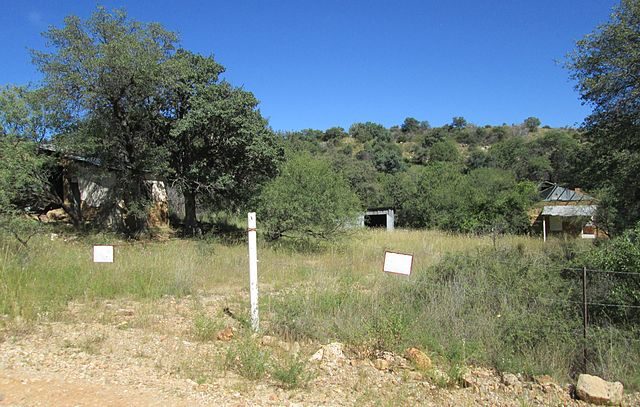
[559,267,640,276]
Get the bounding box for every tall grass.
[1,228,637,388]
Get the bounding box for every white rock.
[502,373,520,387]
[576,373,623,406]
[308,349,324,362]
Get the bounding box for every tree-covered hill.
[277,117,584,233]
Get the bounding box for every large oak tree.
[31,8,281,235]
[163,50,282,232]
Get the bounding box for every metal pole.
[248,212,259,332]
[583,265,588,372]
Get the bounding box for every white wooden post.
[248,212,259,331]
[542,216,547,242]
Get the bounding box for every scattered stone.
[349,359,373,368]
[322,342,345,362]
[260,335,277,346]
[46,208,69,222]
[308,342,345,364]
[407,371,423,381]
[308,349,324,362]
[405,347,431,371]
[576,374,624,406]
[462,368,497,389]
[216,327,234,341]
[116,309,135,317]
[502,372,520,387]
[374,359,389,371]
[533,374,556,387]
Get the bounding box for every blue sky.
[0,0,619,131]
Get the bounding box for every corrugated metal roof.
[541,205,597,217]
[540,183,595,202]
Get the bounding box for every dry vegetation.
[1,229,639,405]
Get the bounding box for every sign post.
[248,212,259,332]
[383,251,413,276]
[93,245,114,263]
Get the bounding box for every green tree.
[401,117,420,133]
[323,126,347,141]
[429,139,460,163]
[364,140,405,173]
[567,0,640,233]
[488,137,552,182]
[523,117,541,132]
[163,50,282,232]
[399,163,465,229]
[466,146,490,170]
[458,168,537,233]
[0,87,56,244]
[451,116,467,129]
[349,122,391,143]
[529,130,581,185]
[258,153,361,242]
[331,156,381,208]
[32,8,177,235]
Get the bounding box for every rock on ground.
[576,373,624,406]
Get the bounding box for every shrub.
[391,164,536,233]
[192,313,222,341]
[269,245,587,380]
[272,355,313,389]
[224,336,270,380]
[257,152,362,243]
[572,223,640,326]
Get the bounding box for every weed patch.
[224,336,270,380]
[192,313,223,342]
[271,355,313,389]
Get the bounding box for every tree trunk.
[183,189,198,234]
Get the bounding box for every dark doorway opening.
[365,214,387,228]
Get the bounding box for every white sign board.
[383,251,413,276]
[93,245,114,263]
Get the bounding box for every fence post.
[582,265,588,372]
[248,212,259,332]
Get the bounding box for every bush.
[571,223,640,326]
[257,152,362,243]
[224,337,270,380]
[0,135,51,245]
[271,355,313,389]
[391,164,536,233]
[269,245,589,380]
[191,313,223,341]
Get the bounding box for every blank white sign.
[93,245,114,263]
[383,251,413,276]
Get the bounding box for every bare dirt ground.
[1,295,638,406]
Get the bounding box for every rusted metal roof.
[541,205,597,217]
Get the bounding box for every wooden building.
[530,182,603,241]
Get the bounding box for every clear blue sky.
[0,0,619,131]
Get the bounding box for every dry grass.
[0,228,558,321]
[3,228,638,389]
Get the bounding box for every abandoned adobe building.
[40,146,169,228]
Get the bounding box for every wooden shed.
[530,182,603,240]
